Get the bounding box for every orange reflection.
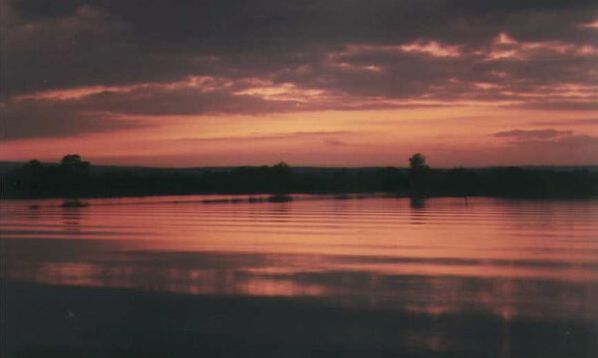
[1,196,597,322]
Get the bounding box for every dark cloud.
[530,118,598,126]
[175,131,351,144]
[73,88,301,116]
[11,0,597,45]
[514,101,598,111]
[0,87,307,140]
[0,101,141,140]
[324,138,348,146]
[10,0,82,20]
[493,129,573,139]
[4,0,596,93]
[501,134,598,163]
[2,0,598,140]
[492,129,598,164]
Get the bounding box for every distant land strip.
[1,155,597,200]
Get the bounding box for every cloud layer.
[1,0,597,165]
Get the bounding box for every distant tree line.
[1,154,597,199]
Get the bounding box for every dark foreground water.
[1,196,597,357]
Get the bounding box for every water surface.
[2,196,597,356]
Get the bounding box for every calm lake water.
[2,195,598,356]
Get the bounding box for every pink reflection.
[1,196,598,321]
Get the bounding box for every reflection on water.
[2,196,598,354]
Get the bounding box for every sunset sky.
[1,0,597,167]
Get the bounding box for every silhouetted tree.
[272,161,291,174]
[408,153,430,196]
[409,153,429,172]
[61,154,90,169]
[26,159,43,168]
[11,160,45,196]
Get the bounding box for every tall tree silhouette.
[408,153,430,196]
[409,153,428,172]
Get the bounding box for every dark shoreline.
[7,195,598,207]
[2,281,596,357]
[3,193,598,207]
[3,160,597,200]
